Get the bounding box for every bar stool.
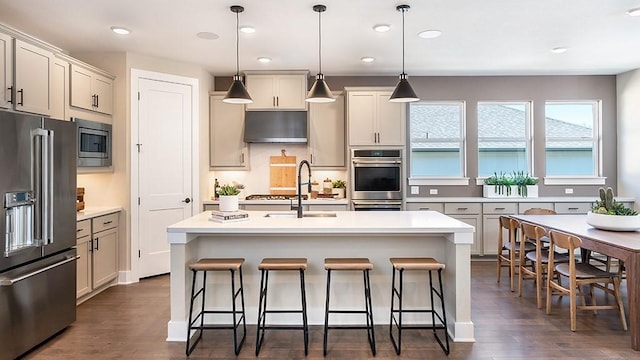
[185,258,246,356]
[255,258,309,356]
[389,257,450,356]
[323,258,376,356]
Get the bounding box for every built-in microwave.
[73,118,112,167]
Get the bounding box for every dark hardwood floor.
[22,261,635,360]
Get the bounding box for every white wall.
[616,69,640,211]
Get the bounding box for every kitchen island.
[166,210,475,343]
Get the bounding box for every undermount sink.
[264,212,337,218]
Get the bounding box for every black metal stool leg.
[238,266,247,348]
[323,269,331,357]
[300,269,309,356]
[389,268,404,355]
[256,269,267,355]
[186,269,200,356]
[364,269,376,356]
[431,268,450,355]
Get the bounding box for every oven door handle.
[352,160,401,165]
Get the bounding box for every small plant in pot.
[217,184,240,212]
[587,187,640,231]
[332,180,346,199]
[483,171,538,197]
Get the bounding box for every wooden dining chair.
[523,208,556,215]
[518,222,568,309]
[546,230,628,332]
[497,216,534,291]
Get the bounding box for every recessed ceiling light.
[110,26,131,35]
[360,57,375,63]
[196,31,219,40]
[627,7,640,16]
[257,57,271,63]
[373,24,391,32]
[240,26,255,34]
[551,47,568,54]
[418,30,442,39]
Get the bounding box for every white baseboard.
[117,270,138,285]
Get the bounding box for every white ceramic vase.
[218,195,239,212]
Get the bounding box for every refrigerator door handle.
[0,255,78,286]
[31,128,54,246]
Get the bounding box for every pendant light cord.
[318,9,322,74]
[401,7,406,75]
[235,10,240,76]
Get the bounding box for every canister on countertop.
[311,180,320,199]
[323,178,333,195]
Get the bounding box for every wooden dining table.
[511,214,640,351]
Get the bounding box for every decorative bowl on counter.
[586,211,640,231]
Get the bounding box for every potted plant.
[483,171,538,198]
[587,187,640,231]
[217,184,240,212]
[332,180,346,199]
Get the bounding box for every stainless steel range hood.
[243,111,308,143]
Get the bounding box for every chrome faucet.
[297,160,312,218]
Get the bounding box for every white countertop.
[406,196,635,203]
[203,198,349,205]
[167,210,474,243]
[77,206,122,221]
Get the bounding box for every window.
[409,102,465,177]
[545,101,600,177]
[477,102,531,176]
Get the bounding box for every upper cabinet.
[50,57,69,120]
[245,71,307,110]
[70,63,114,115]
[14,39,53,116]
[309,92,345,168]
[0,32,12,109]
[347,89,405,146]
[209,92,249,169]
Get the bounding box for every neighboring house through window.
[477,102,532,176]
[409,102,465,177]
[545,101,600,177]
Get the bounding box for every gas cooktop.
[245,194,308,200]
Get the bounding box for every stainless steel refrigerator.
[0,110,77,360]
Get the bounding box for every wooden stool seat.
[390,257,445,271]
[188,258,244,271]
[324,257,373,270]
[259,258,307,270]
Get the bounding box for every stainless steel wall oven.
[350,149,403,210]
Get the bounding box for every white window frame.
[542,100,605,185]
[408,101,469,186]
[476,101,534,181]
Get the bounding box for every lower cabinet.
[76,211,119,301]
[445,203,482,255]
[482,203,517,255]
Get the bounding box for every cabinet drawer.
[482,203,517,214]
[77,219,91,239]
[518,203,554,214]
[445,203,481,215]
[554,202,592,214]
[92,212,119,233]
[405,203,444,213]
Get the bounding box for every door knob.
[182,198,191,204]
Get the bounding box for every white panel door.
[138,78,192,277]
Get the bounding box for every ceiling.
[1,0,640,77]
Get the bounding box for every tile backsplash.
[209,143,347,199]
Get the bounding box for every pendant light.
[389,4,419,103]
[306,4,335,103]
[223,5,253,104]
